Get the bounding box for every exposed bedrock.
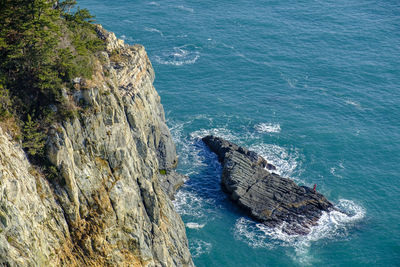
[0,26,192,267]
[202,135,334,235]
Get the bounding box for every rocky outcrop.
[0,26,193,266]
[202,135,334,235]
[158,170,186,200]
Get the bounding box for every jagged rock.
[202,135,334,235]
[159,170,186,200]
[0,127,70,266]
[0,27,193,266]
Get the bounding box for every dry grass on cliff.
[0,116,21,142]
[56,186,145,267]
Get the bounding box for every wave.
[255,123,281,133]
[120,35,134,44]
[236,52,271,67]
[280,73,298,88]
[175,5,194,13]
[190,127,239,143]
[144,27,164,37]
[221,42,235,50]
[234,199,365,265]
[345,99,362,109]
[154,45,200,66]
[330,161,345,179]
[170,120,295,181]
[171,123,229,225]
[186,222,205,229]
[190,239,212,258]
[173,190,213,219]
[147,1,160,6]
[249,143,301,179]
[169,123,212,174]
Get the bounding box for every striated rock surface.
[0,26,193,266]
[202,135,334,235]
[158,170,186,200]
[0,127,70,266]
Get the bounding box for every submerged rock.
[202,135,334,235]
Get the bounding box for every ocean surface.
[81,1,400,265]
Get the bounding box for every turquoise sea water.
[81,1,400,266]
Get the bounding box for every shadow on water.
[179,138,255,221]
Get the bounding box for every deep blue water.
[81,1,400,266]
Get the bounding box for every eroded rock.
[202,135,334,235]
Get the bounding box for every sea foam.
[234,199,365,265]
[186,222,206,229]
[154,45,200,66]
[250,143,301,179]
[255,123,281,133]
[190,239,212,258]
[173,190,211,219]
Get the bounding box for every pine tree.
[22,114,45,157]
[57,0,77,14]
[0,0,63,112]
[0,0,105,170]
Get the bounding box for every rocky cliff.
[202,135,334,235]
[0,26,193,266]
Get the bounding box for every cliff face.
[0,26,193,266]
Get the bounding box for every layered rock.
[0,26,193,266]
[158,171,186,200]
[202,135,333,235]
[0,127,70,266]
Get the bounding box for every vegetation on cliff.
[0,0,104,161]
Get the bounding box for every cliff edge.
[0,26,193,266]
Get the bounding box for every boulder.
[202,135,334,235]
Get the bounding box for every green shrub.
[46,165,59,181]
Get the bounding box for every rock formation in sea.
[202,135,334,235]
[0,26,193,266]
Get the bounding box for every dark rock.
[202,135,334,235]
